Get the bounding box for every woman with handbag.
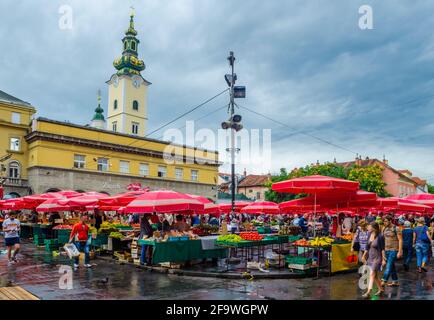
[351,219,369,265]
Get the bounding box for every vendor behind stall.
[29,210,39,223]
[173,215,190,232]
[139,214,154,266]
[94,209,103,230]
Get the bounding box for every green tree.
[427,184,434,194]
[347,164,390,197]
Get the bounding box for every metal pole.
[229,52,236,215]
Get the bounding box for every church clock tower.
[106,10,151,136]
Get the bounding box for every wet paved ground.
[1,240,434,300]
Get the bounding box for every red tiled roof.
[238,175,271,187]
[412,177,427,186]
[337,159,419,186]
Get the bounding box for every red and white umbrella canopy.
[59,192,108,207]
[218,202,251,213]
[54,190,83,198]
[124,190,204,214]
[186,194,219,214]
[36,198,70,212]
[240,201,280,214]
[405,193,434,208]
[272,175,360,194]
[98,190,148,207]
[1,198,34,210]
[23,192,64,204]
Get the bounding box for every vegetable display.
[109,232,124,239]
[217,234,243,243]
[239,232,263,241]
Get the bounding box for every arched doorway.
[45,188,61,193]
[4,192,21,199]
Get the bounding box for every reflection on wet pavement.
[1,240,434,300]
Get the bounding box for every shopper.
[94,209,103,230]
[362,222,386,298]
[299,214,308,237]
[413,217,432,273]
[352,219,369,264]
[69,215,91,269]
[365,212,375,224]
[402,221,414,271]
[2,211,21,265]
[381,215,403,287]
[139,214,154,266]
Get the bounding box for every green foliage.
[428,184,434,194]
[265,163,390,203]
[347,165,390,197]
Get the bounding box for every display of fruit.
[339,234,353,241]
[109,232,123,239]
[293,239,310,246]
[239,232,264,241]
[309,237,334,247]
[217,234,243,243]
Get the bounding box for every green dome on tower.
[113,10,145,76]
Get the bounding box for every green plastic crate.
[285,255,312,265]
[257,227,272,234]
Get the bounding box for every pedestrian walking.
[69,215,92,269]
[413,217,432,273]
[351,219,369,264]
[2,211,21,265]
[402,221,414,271]
[381,215,403,287]
[362,222,386,298]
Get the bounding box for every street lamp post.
[222,52,245,214]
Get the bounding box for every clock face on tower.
[132,76,141,88]
[112,75,119,87]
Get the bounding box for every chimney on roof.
[383,155,388,165]
[355,156,362,166]
[243,168,247,177]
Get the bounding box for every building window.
[133,100,139,111]
[124,42,127,50]
[131,41,136,51]
[114,99,118,110]
[139,163,149,176]
[97,158,109,172]
[256,192,261,200]
[119,160,130,174]
[112,121,117,132]
[11,112,21,124]
[73,154,85,169]
[9,138,20,151]
[175,168,183,180]
[8,161,20,178]
[132,122,139,135]
[249,189,253,193]
[158,166,167,178]
[191,170,198,182]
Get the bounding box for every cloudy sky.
[1,0,434,182]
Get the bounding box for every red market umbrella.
[36,198,70,212]
[23,192,64,204]
[272,175,359,194]
[99,190,148,207]
[279,197,320,213]
[55,190,83,198]
[186,194,219,214]
[405,193,434,208]
[272,175,360,236]
[124,190,205,214]
[1,198,34,210]
[218,202,251,214]
[378,198,432,213]
[240,201,280,214]
[59,192,108,207]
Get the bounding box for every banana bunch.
[309,237,334,247]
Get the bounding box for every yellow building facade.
[0,13,220,199]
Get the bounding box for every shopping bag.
[63,243,80,259]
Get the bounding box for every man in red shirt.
[69,215,91,269]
